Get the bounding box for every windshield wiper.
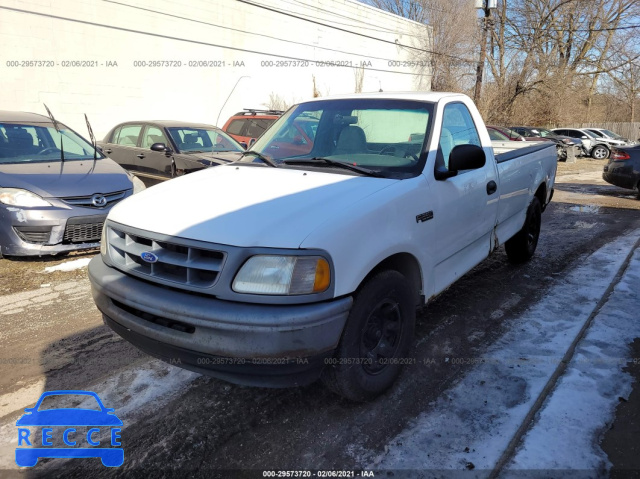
[240,150,278,168]
[283,157,383,177]
[43,104,64,163]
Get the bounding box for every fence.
[566,122,640,141]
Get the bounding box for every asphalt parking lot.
[1,158,639,477]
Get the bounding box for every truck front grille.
[106,226,225,289]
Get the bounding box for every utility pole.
[474,0,496,104]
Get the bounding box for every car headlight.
[128,174,146,194]
[0,188,52,207]
[100,223,108,257]
[232,255,331,295]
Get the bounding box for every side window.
[226,120,245,136]
[115,125,142,147]
[440,103,481,168]
[142,126,169,149]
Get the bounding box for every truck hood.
[108,165,396,248]
[0,159,133,198]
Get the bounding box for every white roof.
[300,91,468,104]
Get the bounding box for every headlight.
[233,255,330,295]
[128,174,146,194]
[100,224,108,257]
[0,188,52,207]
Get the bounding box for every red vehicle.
[221,109,283,146]
[262,116,318,157]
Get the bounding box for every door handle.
[486,180,497,195]
[137,154,145,159]
[103,148,112,154]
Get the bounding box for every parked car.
[602,145,640,198]
[98,121,244,184]
[510,126,582,161]
[487,126,526,141]
[552,127,610,159]
[584,128,629,148]
[0,110,144,258]
[222,109,283,145]
[89,92,557,401]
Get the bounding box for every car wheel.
[321,270,416,402]
[505,196,542,264]
[591,145,609,160]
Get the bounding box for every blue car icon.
[15,390,123,467]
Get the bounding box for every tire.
[591,145,609,160]
[321,270,416,402]
[505,196,542,264]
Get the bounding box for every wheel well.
[359,253,422,306]
[535,182,547,209]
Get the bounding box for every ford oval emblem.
[140,251,158,263]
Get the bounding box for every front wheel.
[505,196,542,264]
[591,145,609,159]
[321,270,416,401]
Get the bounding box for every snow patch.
[44,258,92,273]
[368,229,640,472]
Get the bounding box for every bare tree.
[263,92,291,111]
[365,0,478,92]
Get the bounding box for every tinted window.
[226,120,245,136]
[168,127,243,153]
[115,125,142,146]
[244,119,274,138]
[142,126,169,149]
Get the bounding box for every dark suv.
[222,109,283,145]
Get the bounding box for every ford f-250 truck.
[89,93,557,401]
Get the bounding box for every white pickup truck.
[89,92,557,401]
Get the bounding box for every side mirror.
[150,142,173,156]
[581,136,589,139]
[435,144,486,180]
[449,144,486,171]
[239,142,248,149]
[249,138,256,147]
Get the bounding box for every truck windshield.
[245,99,433,178]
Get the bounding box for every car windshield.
[167,127,243,153]
[588,129,605,138]
[488,128,510,141]
[533,128,554,137]
[504,128,525,140]
[244,98,433,178]
[601,129,623,139]
[0,122,102,164]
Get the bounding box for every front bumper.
[89,256,353,387]
[0,200,123,257]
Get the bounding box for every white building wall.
[0,0,431,137]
